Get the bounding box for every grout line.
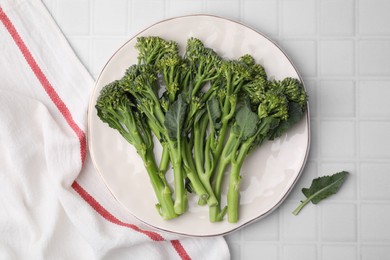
[126,0,131,35]
[354,0,362,258]
[237,0,242,22]
[313,117,390,121]
[277,1,284,259]
[316,1,322,259]
[163,0,167,19]
[88,0,94,80]
[278,207,283,259]
[128,0,134,35]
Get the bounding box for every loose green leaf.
[293,171,349,215]
[164,95,187,141]
[234,106,259,140]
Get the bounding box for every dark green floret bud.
[257,91,289,121]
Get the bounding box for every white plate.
[88,15,310,237]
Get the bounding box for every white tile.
[361,204,390,241]
[167,0,203,17]
[205,1,240,21]
[91,38,126,76]
[358,0,390,35]
[228,243,242,260]
[304,79,317,117]
[319,80,355,117]
[309,119,319,159]
[225,228,242,243]
[282,201,317,240]
[320,40,354,76]
[359,121,390,159]
[358,40,390,76]
[322,245,357,260]
[243,244,278,260]
[56,0,90,35]
[321,204,357,241]
[243,0,278,36]
[320,121,355,158]
[281,40,317,77]
[282,245,317,260]
[93,0,127,35]
[131,1,165,34]
[320,0,355,36]
[359,81,390,118]
[319,163,356,200]
[281,0,317,36]
[360,163,390,200]
[361,246,390,260]
[242,211,279,240]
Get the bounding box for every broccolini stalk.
[134,37,178,174]
[204,59,259,221]
[225,91,289,223]
[164,37,224,207]
[209,60,252,164]
[121,62,209,213]
[223,79,307,223]
[150,37,211,207]
[95,80,177,220]
[182,37,223,135]
[120,65,184,214]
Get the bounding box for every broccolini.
[95,35,308,222]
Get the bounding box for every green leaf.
[234,106,259,140]
[292,171,349,215]
[302,171,349,204]
[269,102,304,140]
[164,95,187,141]
[206,97,221,130]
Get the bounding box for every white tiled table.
[43,0,390,259]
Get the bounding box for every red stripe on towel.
[171,240,192,260]
[0,7,86,165]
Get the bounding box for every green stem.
[209,156,230,222]
[192,115,219,207]
[214,133,237,196]
[159,143,170,174]
[227,163,240,223]
[168,140,188,215]
[227,154,246,223]
[182,140,209,205]
[208,134,234,222]
[194,114,208,175]
[142,149,177,220]
[292,199,310,216]
[211,95,236,165]
[227,138,254,223]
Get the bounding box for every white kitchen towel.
[0,0,230,259]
